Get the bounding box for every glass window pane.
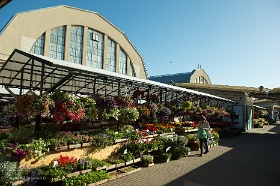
[86,28,104,68]
[30,33,45,55]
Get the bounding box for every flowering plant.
[76,159,93,171]
[14,94,38,118]
[81,135,94,143]
[79,97,98,121]
[136,130,149,136]
[148,103,159,113]
[51,91,85,123]
[2,137,50,159]
[143,124,158,133]
[143,138,160,152]
[156,124,175,132]
[137,106,150,118]
[28,138,50,159]
[3,142,30,158]
[181,121,195,127]
[132,89,144,99]
[31,94,55,118]
[114,95,135,108]
[1,104,14,125]
[57,155,78,167]
[118,107,139,124]
[158,105,172,116]
[101,107,120,121]
[94,95,117,110]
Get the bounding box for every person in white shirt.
[198,115,210,156]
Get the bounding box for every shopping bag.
[197,128,207,139]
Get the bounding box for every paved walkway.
[102,124,280,186]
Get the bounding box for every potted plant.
[50,91,85,123]
[91,134,114,149]
[126,141,144,158]
[151,148,172,163]
[85,158,106,171]
[158,152,172,162]
[171,146,191,160]
[119,151,134,165]
[81,135,94,147]
[28,138,50,159]
[48,138,68,151]
[141,154,154,167]
[118,107,139,125]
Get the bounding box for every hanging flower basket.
[51,91,85,123]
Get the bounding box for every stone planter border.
[68,144,82,149]
[125,160,134,166]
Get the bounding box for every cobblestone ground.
[101,124,280,186]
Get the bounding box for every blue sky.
[1,0,280,89]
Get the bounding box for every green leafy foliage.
[141,154,154,163]
[62,170,109,186]
[91,134,113,149]
[41,165,68,181]
[119,151,134,162]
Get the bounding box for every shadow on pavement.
[165,125,280,186]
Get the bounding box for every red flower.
[57,155,77,167]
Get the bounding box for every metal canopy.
[0,49,234,104]
[176,83,280,101]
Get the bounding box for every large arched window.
[69,26,83,64]
[106,38,116,72]
[30,33,45,55]
[119,48,127,75]
[130,62,136,77]
[86,29,104,68]
[50,26,66,60]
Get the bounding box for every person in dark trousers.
[197,115,210,156]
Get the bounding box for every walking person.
[197,115,210,156]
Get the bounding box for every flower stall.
[0,50,235,185]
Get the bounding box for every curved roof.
[0,5,148,78]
